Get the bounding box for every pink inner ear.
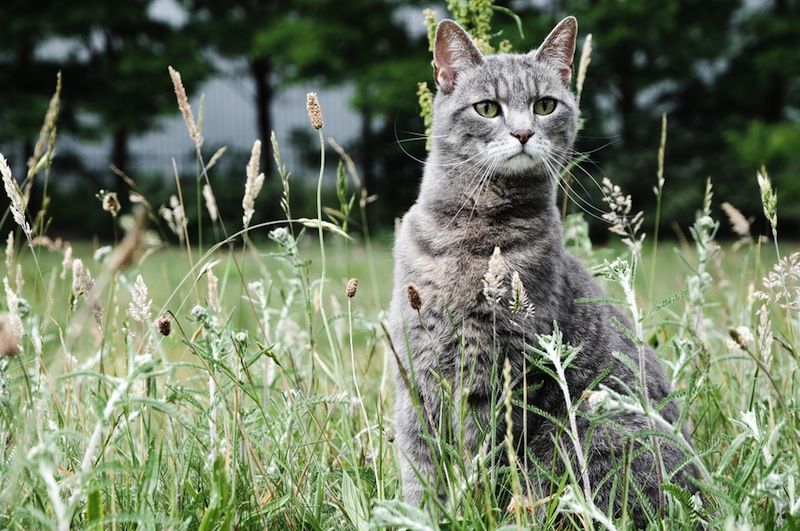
[435,43,465,92]
[434,63,454,91]
[535,17,577,84]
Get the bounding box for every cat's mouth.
[509,150,533,160]
[499,150,540,174]
[512,145,546,163]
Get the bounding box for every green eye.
[533,98,557,115]
[474,100,500,118]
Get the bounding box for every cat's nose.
[511,129,534,145]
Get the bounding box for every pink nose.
[511,129,533,144]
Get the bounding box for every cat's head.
[430,17,579,180]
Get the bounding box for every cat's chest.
[404,248,529,323]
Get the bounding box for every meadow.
[1,45,799,531]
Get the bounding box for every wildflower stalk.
[171,160,194,268]
[610,257,667,514]
[347,293,379,495]
[600,173,666,513]
[313,120,340,382]
[502,358,523,528]
[649,113,667,302]
[536,326,592,499]
[556,353,591,500]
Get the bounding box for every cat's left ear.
[533,16,578,86]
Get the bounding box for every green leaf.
[86,489,103,529]
[296,217,352,240]
[340,472,369,531]
[492,5,524,39]
[370,499,437,530]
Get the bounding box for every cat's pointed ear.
[434,19,484,94]
[534,16,578,86]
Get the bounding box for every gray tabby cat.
[388,17,695,525]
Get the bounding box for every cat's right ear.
[434,20,484,94]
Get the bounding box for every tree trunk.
[251,56,273,174]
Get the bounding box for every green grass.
[1,223,799,529]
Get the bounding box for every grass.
[1,40,799,530]
[1,226,798,529]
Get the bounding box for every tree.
[2,0,210,191]
[182,0,427,183]
[56,1,209,177]
[0,2,72,157]
[709,0,800,228]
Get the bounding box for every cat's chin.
[499,152,543,175]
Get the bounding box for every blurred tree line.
[0,0,798,239]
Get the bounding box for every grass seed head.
[157,315,172,337]
[160,195,186,238]
[483,246,508,305]
[242,140,265,229]
[0,154,31,239]
[28,71,61,177]
[207,269,220,313]
[108,206,146,273]
[721,202,751,239]
[128,275,152,325]
[306,92,324,130]
[60,243,73,280]
[575,34,592,108]
[406,283,422,311]
[730,326,753,350]
[509,270,534,319]
[345,278,358,298]
[756,167,778,233]
[168,65,202,148]
[101,191,121,217]
[202,184,219,222]
[5,232,14,277]
[0,312,21,357]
